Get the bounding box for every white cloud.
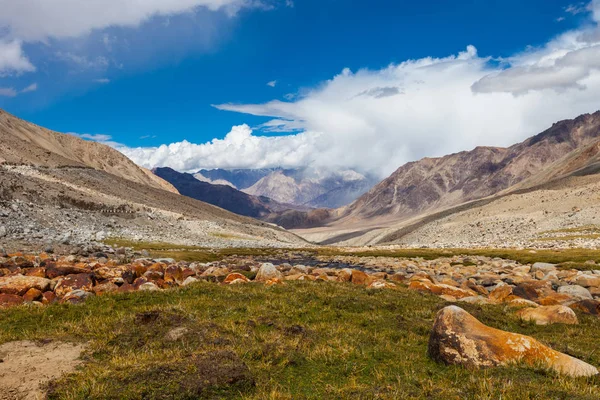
[21,83,37,93]
[267,80,277,87]
[565,2,592,15]
[0,87,17,97]
[71,132,114,142]
[117,124,323,172]
[0,39,35,75]
[116,35,600,177]
[0,0,259,42]
[98,0,600,178]
[56,52,110,70]
[94,78,111,84]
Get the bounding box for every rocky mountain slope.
[295,111,600,246]
[194,168,376,209]
[0,109,305,248]
[344,111,600,221]
[155,167,287,218]
[0,109,178,194]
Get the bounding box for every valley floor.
[0,245,599,399]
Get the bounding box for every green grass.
[104,239,600,269]
[1,282,599,399]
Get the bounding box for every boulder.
[337,268,353,282]
[488,283,513,303]
[512,281,554,302]
[41,291,57,305]
[0,293,23,307]
[92,282,119,295]
[139,282,161,291]
[570,300,600,316]
[575,275,600,288]
[54,274,94,298]
[223,273,250,284]
[22,288,43,302]
[531,262,557,274]
[181,277,199,286]
[538,292,577,306]
[409,280,476,299]
[557,285,593,301]
[351,270,373,286]
[62,290,95,304]
[516,305,578,325]
[0,275,52,296]
[428,306,597,377]
[255,263,283,282]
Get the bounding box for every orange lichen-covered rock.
[428,306,597,377]
[0,275,52,296]
[488,284,513,303]
[223,273,250,284]
[351,270,373,286]
[409,280,476,299]
[512,281,554,302]
[54,274,94,298]
[537,293,576,306]
[569,300,600,316]
[23,288,43,302]
[516,305,578,325]
[0,293,23,307]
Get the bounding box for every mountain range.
[194,167,377,209]
[296,111,600,246]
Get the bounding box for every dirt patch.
[0,340,86,400]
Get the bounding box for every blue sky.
[1,0,600,175]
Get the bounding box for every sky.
[1,0,600,177]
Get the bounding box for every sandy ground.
[0,341,86,400]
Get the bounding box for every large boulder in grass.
[255,263,282,282]
[428,306,598,377]
[516,305,578,325]
[0,275,52,296]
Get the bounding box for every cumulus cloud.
[121,37,600,177]
[0,39,35,75]
[99,0,600,177]
[267,80,277,87]
[117,124,322,172]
